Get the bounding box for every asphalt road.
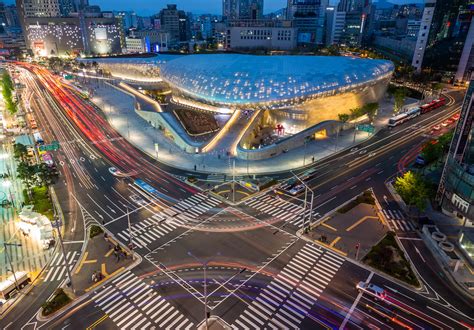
[1,64,472,330]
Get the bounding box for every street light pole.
[126,206,135,260]
[291,171,315,232]
[188,252,209,329]
[3,242,21,291]
[55,221,75,293]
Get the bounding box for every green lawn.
[23,186,54,220]
[363,232,419,286]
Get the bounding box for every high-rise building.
[437,80,474,223]
[159,4,190,45]
[286,0,328,45]
[412,0,473,74]
[223,0,264,20]
[0,2,21,28]
[325,6,345,45]
[455,18,474,83]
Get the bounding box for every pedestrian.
[92,271,96,283]
[114,250,120,263]
[194,164,197,171]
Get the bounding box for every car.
[129,194,146,205]
[356,281,387,300]
[452,113,460,121]
[289,184,305,196]
[441,120,450,127]
[432,124,441,131]
[108,167,118,175]
[445,119,455,125]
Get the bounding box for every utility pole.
[188,252,209,329]
[291,171,315,232]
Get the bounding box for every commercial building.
[455,18,474,84]
[438,80,474,224]
[124,36,149,53]
[325,7,345,45]
[158,4,190,47]
[160,54,393,133]
[412,0,473,74]
[286,0,328,46]
[23,15,122,56]
[226,19,297,50]
[223,0,264,20]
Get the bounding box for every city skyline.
[5,0,424,15]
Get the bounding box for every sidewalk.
[89,80,406,175]
[71,231,133,296]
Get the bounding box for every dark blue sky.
[4,0,422,15]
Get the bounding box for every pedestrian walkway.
[0,209,52,281]
[245,195,319,228]
[42,251,78,282]
[381,209,416,232]
[232,244,344,329]
[89,81,377,175]
[116,193,221,249]
[93,270,194,329]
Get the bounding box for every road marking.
[340,272,374,329]
[346,216,378,231]
[384,285,416,301]
[322,223,337,232]
[329,237,341,247]
[350,185,357,190]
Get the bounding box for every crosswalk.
[93,270,194,329]
[233,244,344,329]
[116,193,221,249]
[0,215,53,281]
[381,209,416,232]
[43,251,78,282]
[245,195,319,228]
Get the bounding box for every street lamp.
[291,171,315,233]
[3,242,22,291]
[126,206,135,260]
[187,251,213,330]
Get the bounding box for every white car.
[289,184,305,196]
[129,194,146,205]
[356,281,387,300]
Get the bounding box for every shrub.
[90,225,104,238]
[42,288,71,316]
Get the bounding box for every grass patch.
[23,186,54,220]
[90,225,103,238]
[363,232,419,286]
[337,190,375,214]
[42,288,71,316]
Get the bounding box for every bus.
[388,98,446,127]
[33,132,44,145]
[0,271,30,300]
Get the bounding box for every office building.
[226,19,297,50]
[325,7,345,45]
[223,0,264,20]
[438,80,474,223]
[455,19,474,84]
[413,0,473,74]
[158,4,190,45]
[286,0,328,45]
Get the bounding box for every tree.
[421,141,443,164]
[17,161,36,191]
[394,88,407,112]
[338,113,350,123]
[394,171,429,211]
[13,143,28,161]
[438,131,454,152]
[363,102,379,120]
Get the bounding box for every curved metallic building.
[160,54,393,132]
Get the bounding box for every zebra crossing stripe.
[166,314,185,329]
[234,319,250,330]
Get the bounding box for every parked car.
[129,194,146,205]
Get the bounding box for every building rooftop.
[160,54,394,106]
